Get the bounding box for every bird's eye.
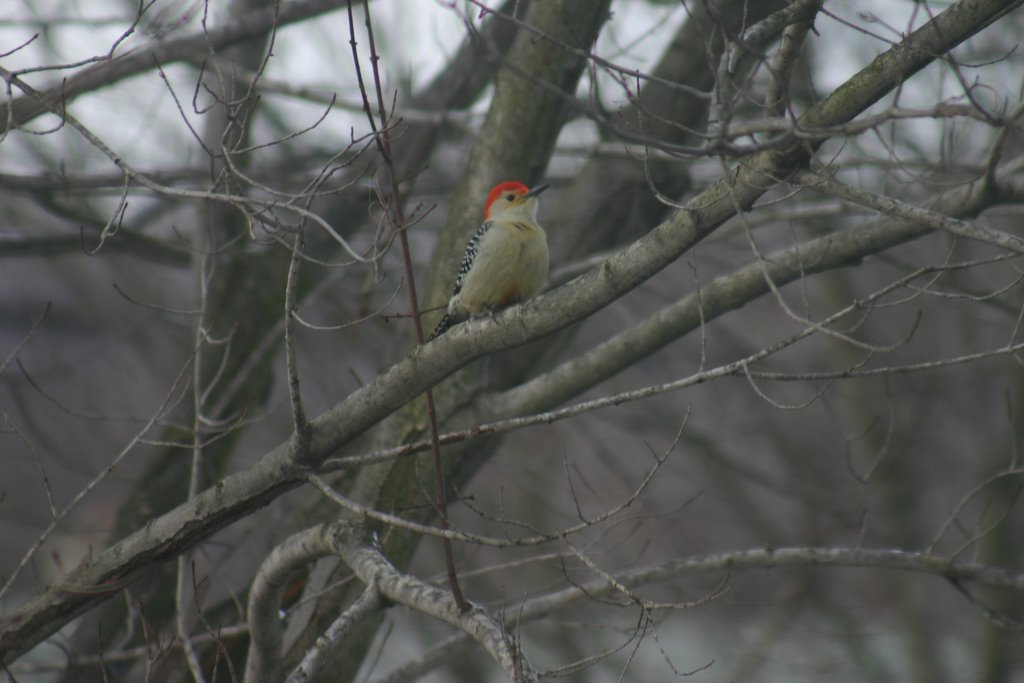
[505,194,515,201]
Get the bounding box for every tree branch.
[0,0,353,133]
[326,521,539,683]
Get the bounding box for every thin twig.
[346,0,468,611]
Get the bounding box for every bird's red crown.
[484,181,529,218]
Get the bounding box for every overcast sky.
[0,0,970,176]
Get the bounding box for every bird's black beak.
[524,183,550,199]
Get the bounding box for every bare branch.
[0,0,353,133]
[792,169,1024,255]
[371,545,1024,683]
[326,521,540,683]
[284,587,383,683]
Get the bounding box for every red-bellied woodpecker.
[428,181,550,341]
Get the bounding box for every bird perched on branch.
[428,181,550,341]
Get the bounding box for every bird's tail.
[428,313,455,341]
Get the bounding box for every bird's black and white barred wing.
[449,219,494,298]
[428,219,495,340]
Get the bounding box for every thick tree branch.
[245,527,375,683]
[326,521,539,683]
[285,587,383,683]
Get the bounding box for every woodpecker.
[428,181,550,341]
